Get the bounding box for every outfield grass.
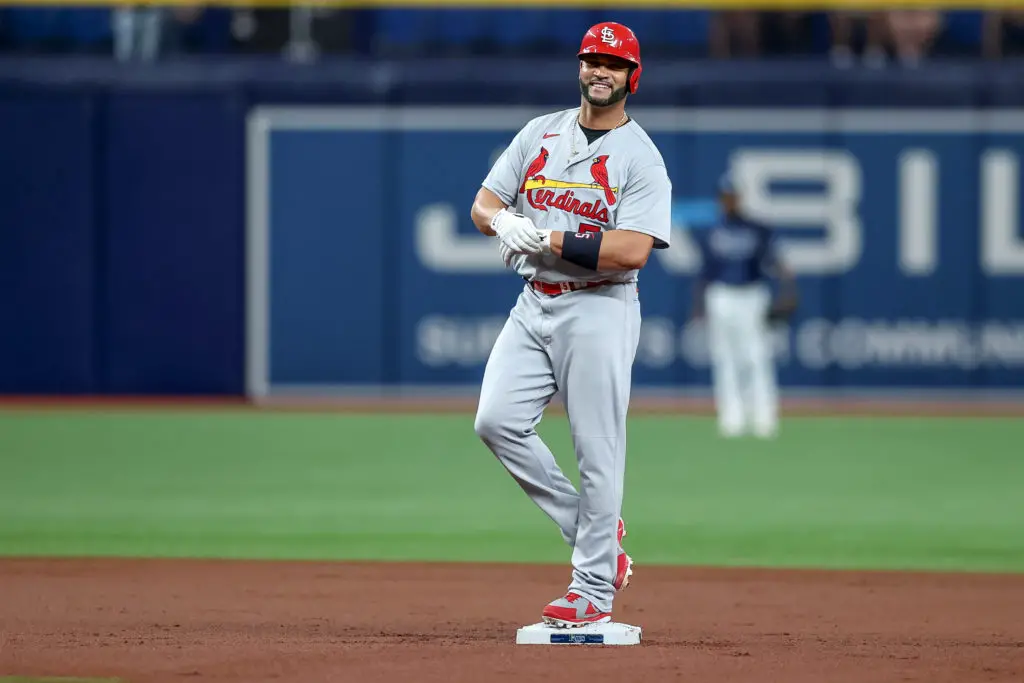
[1,411,1022,573]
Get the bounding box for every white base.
[515,621,642,646]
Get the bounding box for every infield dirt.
[2,558,1023,683]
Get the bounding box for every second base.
[515,621,642,645]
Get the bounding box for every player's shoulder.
[620,118,666,169]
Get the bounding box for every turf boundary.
[1,394,1023,417]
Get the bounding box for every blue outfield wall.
[1,56,1024,395]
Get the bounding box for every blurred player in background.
[691,172,798,439]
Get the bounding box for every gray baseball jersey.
[474,107,672,614]
[482,107,673,283]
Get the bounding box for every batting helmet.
[578,22,643,94]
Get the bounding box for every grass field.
[2,409,1022,573]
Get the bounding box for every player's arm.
[471,122,547,253]
[691,279,707,320]
[761,229,800,320]
[472,119,540,237]
[540,162,671,272]
[773,258,799,300]
[470,187,508,237]
[762,231,799,301]
[472,186,544,253]
[543,230,653,271]
[771,256,800,317]
[691,234,712,320]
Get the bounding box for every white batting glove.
[536,229,553,255]
[491,209,544,254]
[498,239,514,268]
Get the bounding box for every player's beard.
[579,77,628,108]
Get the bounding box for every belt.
[527,278,620,296]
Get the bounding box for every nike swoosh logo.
[543,133,560,139]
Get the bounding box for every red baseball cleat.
[542,592,612,628]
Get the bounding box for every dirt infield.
[2,558,1023,683]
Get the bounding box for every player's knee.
[474,405,516,443]
[473,408,501,443]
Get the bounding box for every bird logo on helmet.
[578,22,643,94]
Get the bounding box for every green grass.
[1,411,1022,573]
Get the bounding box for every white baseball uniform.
[694,213,781,438]
[473,107,672,612]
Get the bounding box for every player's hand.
[491,209,544,254]
[766,294,798,324]
[498,239,515,268]
[536,229,553,255]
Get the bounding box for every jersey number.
[578,223,601,235]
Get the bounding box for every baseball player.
[691,172,798,439]
[468,22,672,628]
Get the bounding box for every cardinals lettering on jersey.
[520,150,618,225]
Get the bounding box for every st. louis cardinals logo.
[520,150,618,223]
[589,155,616,206]
[600,26,618,47]
[519,146,549,194]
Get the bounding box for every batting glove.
[498,239,515,268]
[491,209,544,254]
[536,229,553,255]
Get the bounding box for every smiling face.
[578,54,632,107]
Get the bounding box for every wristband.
[560,230,603,271]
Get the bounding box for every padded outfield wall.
[1,57,1023,397]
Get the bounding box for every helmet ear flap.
[628,65,641,94]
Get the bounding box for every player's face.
[578,55,630,107]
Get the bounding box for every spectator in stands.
[828,11,887,68]
[983,10,1024,58]
[710,11,761,58]
[113,6,164,60]
[113,6,203,61]
[760,11,815,56]
[885,9,943,67]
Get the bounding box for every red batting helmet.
[578,22,643,94]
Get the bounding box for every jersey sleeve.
[614,162,672,249]
[481,123,535,207]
